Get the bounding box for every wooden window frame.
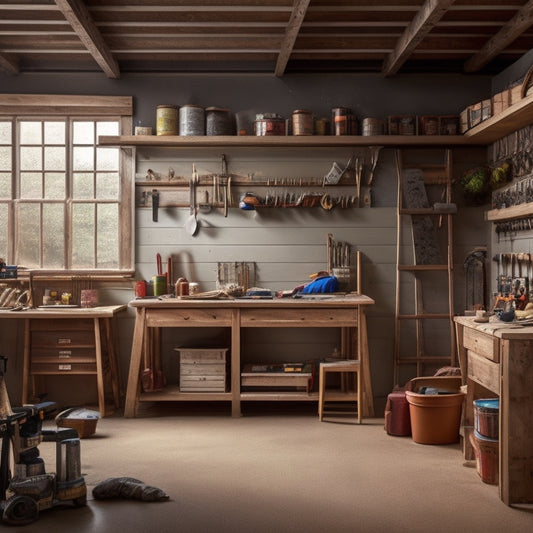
[0,94,134,276]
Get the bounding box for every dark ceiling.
[1,0,532,78]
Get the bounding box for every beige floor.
[11,403,533,533]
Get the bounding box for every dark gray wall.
[1,71,493,412]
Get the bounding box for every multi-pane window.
[0,96,133,273]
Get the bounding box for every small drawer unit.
[30,320,97,375]
[177,348,228,392]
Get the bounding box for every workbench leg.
[104,317,121,409]
[94,318,106,417]
[124,307,146,418]
[231,309,241,417]
[22,318,30,405]
[359,310,374,417]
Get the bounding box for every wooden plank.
[145,308,233,327]
[467,349,500,394]
[382,0,456,76]
[0,94,132,116]
[465,92,533,145]
[55,0,120,78]
[240,307,358,327]
[500,338,533,504]
[463,326,499,362]
[464,0,533,72]
[99,134,474,148]
[275,0,311,76]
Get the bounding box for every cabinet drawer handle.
[58,338,72,345]
[59,350,72,358]
[58,364,72,371]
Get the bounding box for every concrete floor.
[6,403,533,533]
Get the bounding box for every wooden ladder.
[393,148,456,387]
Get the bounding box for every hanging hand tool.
[151,189,160,222]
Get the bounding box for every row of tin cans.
[151,105,389,136]
[156,105,235,136]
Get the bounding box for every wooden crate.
[176,348,227,392]
[439,115,459,135]
[388,115,417,135]
[492,89,511,115]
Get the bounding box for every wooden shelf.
[486,201,533,221]
[99,134,474,148]
[464,92,533,144]
[99,93,533,149]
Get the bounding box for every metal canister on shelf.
[332,107,354,135]
[254,113,286,136]
[206,107,234,136]
[292,109,314,136]
[362,117,385,136]
[156,105,178,136]
[179,105,205,136]
[314,117,330,136]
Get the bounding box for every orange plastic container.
[405,390,465,444]
[470,430,499,485]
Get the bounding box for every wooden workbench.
[124,295,374,418]
[0,305,126,417]
[455,316,533,506]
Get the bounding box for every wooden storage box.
[468,102,483,128]
[509,83,522,105]
[419,116,439,135]
[439,115,459,135]
[492,89,511,115]
[388,115,417,135]
[177,348,227,392]
[460,108,469,133]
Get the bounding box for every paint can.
[314,117,330,135]
[206,107,234,135]
[292,109,314,136]
[156,105,178,136]
[152,275,167,296]
[254,113,286,136]
[179,105,205,136]
[331,107,357,135]
[362,117,385,136]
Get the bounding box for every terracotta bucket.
[405,391,465,445]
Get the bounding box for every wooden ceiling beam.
[381,0,457,77]
[54,0,120,78]
[275,0,310,77]
[464,0,533,72]
[0,52,19,75]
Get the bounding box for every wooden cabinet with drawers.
[0,305,128,417]
[455,316,533,506]
[30,320,99,375]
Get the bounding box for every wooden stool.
[318,359,362,423]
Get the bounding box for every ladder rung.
[398,265,449,271]
[395,356,453,364]
[397,314,451,319]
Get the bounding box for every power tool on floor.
[0,356,87,526]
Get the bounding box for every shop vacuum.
[0,356,87,526]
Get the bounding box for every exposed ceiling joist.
[381,0,457,77]
[0,2,531,77]
[275,0,311,77]
[54,0,120,78]
[464,0,533,72]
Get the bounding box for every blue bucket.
[473,398,499,440]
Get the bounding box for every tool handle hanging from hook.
[151,189,160,222]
